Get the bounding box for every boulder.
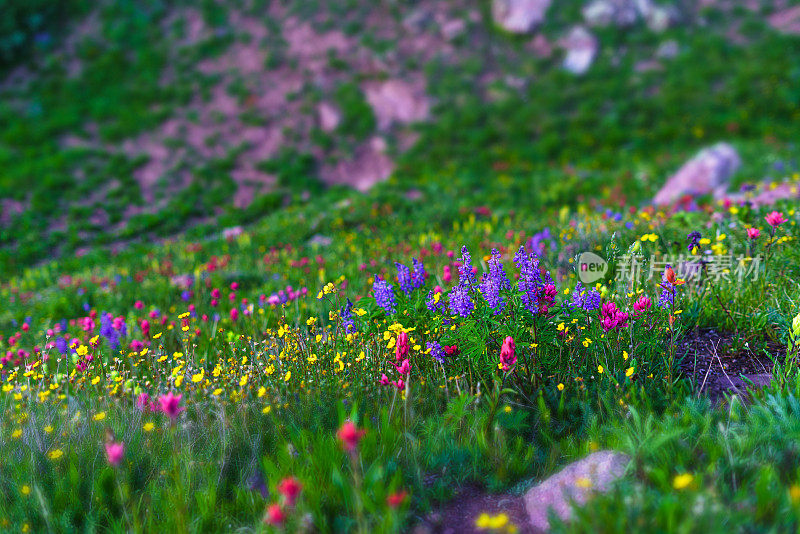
[524,451,630,531]
[583,0,678,31]
[562,26,598,75]
[317,102,341,132]
[492,0,552,34]
[655,39,680,59]
[583,0,641,27]
[768,6,800,35]
[363,80,430,131]
[653,143,741,206]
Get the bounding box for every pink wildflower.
[765,211,788,228]
[747,227,760,240]
[158,392,184,421]
[499,336,516,371]
[633,296,651,313]
[337,421,366,453]
[105,441,124,466]
[395,331,409,361]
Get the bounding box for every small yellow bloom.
[48,449,64,461]
[625,367,634,377]
[21,485,31,496]
[597,365,604,374]
[673,473,694,490]
[557,383,565,391]
[284,371,291,382]
[262,406,272,414]
[93,412,106,421]
[11,429,22,439]
[143,422,155,432]
[575,477,593,488]
[790,484,800,505]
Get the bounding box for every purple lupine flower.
[55,337,68,355]
[479,249,510,315]
[373,276,397,315]
[514,246,543,314]
[100,313,121,350]
[396,262,413,295]
[658,265,675,309]
[479,273,505,315]
[426,289,447,314]
[570,282,601,312]
[529,228,557,255]
[427,341,446,364]
[448,283,474,317]
[411,258,426,289]
[487,249,511,290]
[687,231,702,252]
[457,246,477,287]
[582,289,601,311]
[340,298,356,334]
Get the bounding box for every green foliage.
[333,82,376,141]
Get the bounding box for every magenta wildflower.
[765,211,788,228]
[105,441,124,466]
[158,392,184,421]
[395,331,409,361]
[499,336,517,371]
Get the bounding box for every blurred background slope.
[0,0,798,274]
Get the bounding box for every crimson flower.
[264,503,285,526]
[277,477,302,507]
[337,421,366,453]
[387,490,408,508]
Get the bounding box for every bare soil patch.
[412,485,533,534]
[678,328,782,402]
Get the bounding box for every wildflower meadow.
[4,1,800,533]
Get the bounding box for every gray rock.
[308,234,332,247]
[362,79,430,131]
[655,39,680,59]
[653,143,741,205]
[583,0,640,27]
[492,0,552,34]
[440,18,467,40]
[726,182,800,209]
[583,0,678,31]
[317,102,341,132]
[562,26,598,75]
[768,6,800,35]
[524,451,630,531]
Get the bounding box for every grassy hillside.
[3,1,800,532]
[1,0,799,274]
